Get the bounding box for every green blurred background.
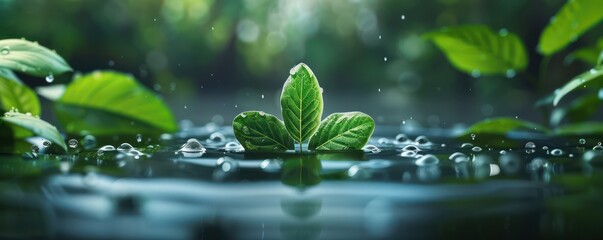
[1,0,599,128]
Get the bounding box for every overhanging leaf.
[0,68,20,83]
[0,39,72,77]
[308,112,375,151]
[232,111,294,151]
[0,77,41,138]
[281,63,323,145]
[1,112,67,152]
[538,0,603,55]
[54,71,177,135]
[424,25,528,75]
[553,67,603,106]
[462,117,550,136]
[555,122,603,136]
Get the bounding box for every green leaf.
[0,77,41,138]
[232,111,294,151]
[308,112,375,151]
[281,63,323,145]
[55,71,177,135]
[462,117,549,136]
[0,77,40,115]
[1,112,67,152]
[538,0,603,55]
[0,68,20,83]
[550,94,601,126]
[553,67,603,106]
[566,47,601,66]
[424,25,528,75]
[555,122,603,136]
[0,39,72,77]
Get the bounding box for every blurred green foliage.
[3,0,603,126]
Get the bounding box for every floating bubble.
[223,141,244,152]
[178,138,206,158]
[414,154,439,166]
[461,143,474,149]
[414,135,430,145]
[579,138,586,145]
[593,142,603,152]
[449,152,469,163]
[97,145,116,156]
[401,145,420,152]
[525,142,536,154]
[207,132,226,143]
[550,149,563,156]
[400,151,417,157]
[68,139,78,148]
[362,144,381,153]
[394,133,409,144]
[117,143,134,151]
[136,134,142,143]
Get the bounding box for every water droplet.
[378,35,382,39]
[415,154,439,166]
[461,143,474,148]
[240,113,247,118]
[505,69,516,78]
[400,15,406,20]
[593,142,603,152]
[136,134,142,143]
[319,87,324,94]
[362,144,381,153]
[401,151,417,157]
[394,133,409,144]
[179,138,206,158]
[208,132,226,143]
[211,26,215,30]
[472,146,482,152]
[579,138,586,145]
[470,133,476,140]
[525,142,536,154]
[499,150,507,155]
[414,135,430,145]
[223,141,244,152]
[378,88,381,92]
[471,70,481,78]
[45,74,54,83]
[259,111,265,116]
[116,143,133,152]
[97,145,115,156]
[242,126,250,135]
[82,135,97,149]
[0,47,9,55]
[42,140,51,147]
[68,139,78,148]
[383,57,388,62]
[528,157,549,171]
[402,145,420,152]
[550,149,563,156]
[260,159,281,172]
[449,152,469,163]
[31,145,39,153]
[261,94,265,99]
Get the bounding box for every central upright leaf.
[280,63,323,146]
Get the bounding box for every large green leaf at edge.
[232,111,294,151]
[281,63,323,144]
[0,76,41,138]
[55,71,177,135]
[553,67,603,106]
[461,117,550,136]
[555,122,603,136]
[0,39,72,77]
[539,0,603,55]
[424,25,528,75]
[308,112,375,151]
[1,112,67,152]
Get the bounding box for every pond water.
[1,124,602,239]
